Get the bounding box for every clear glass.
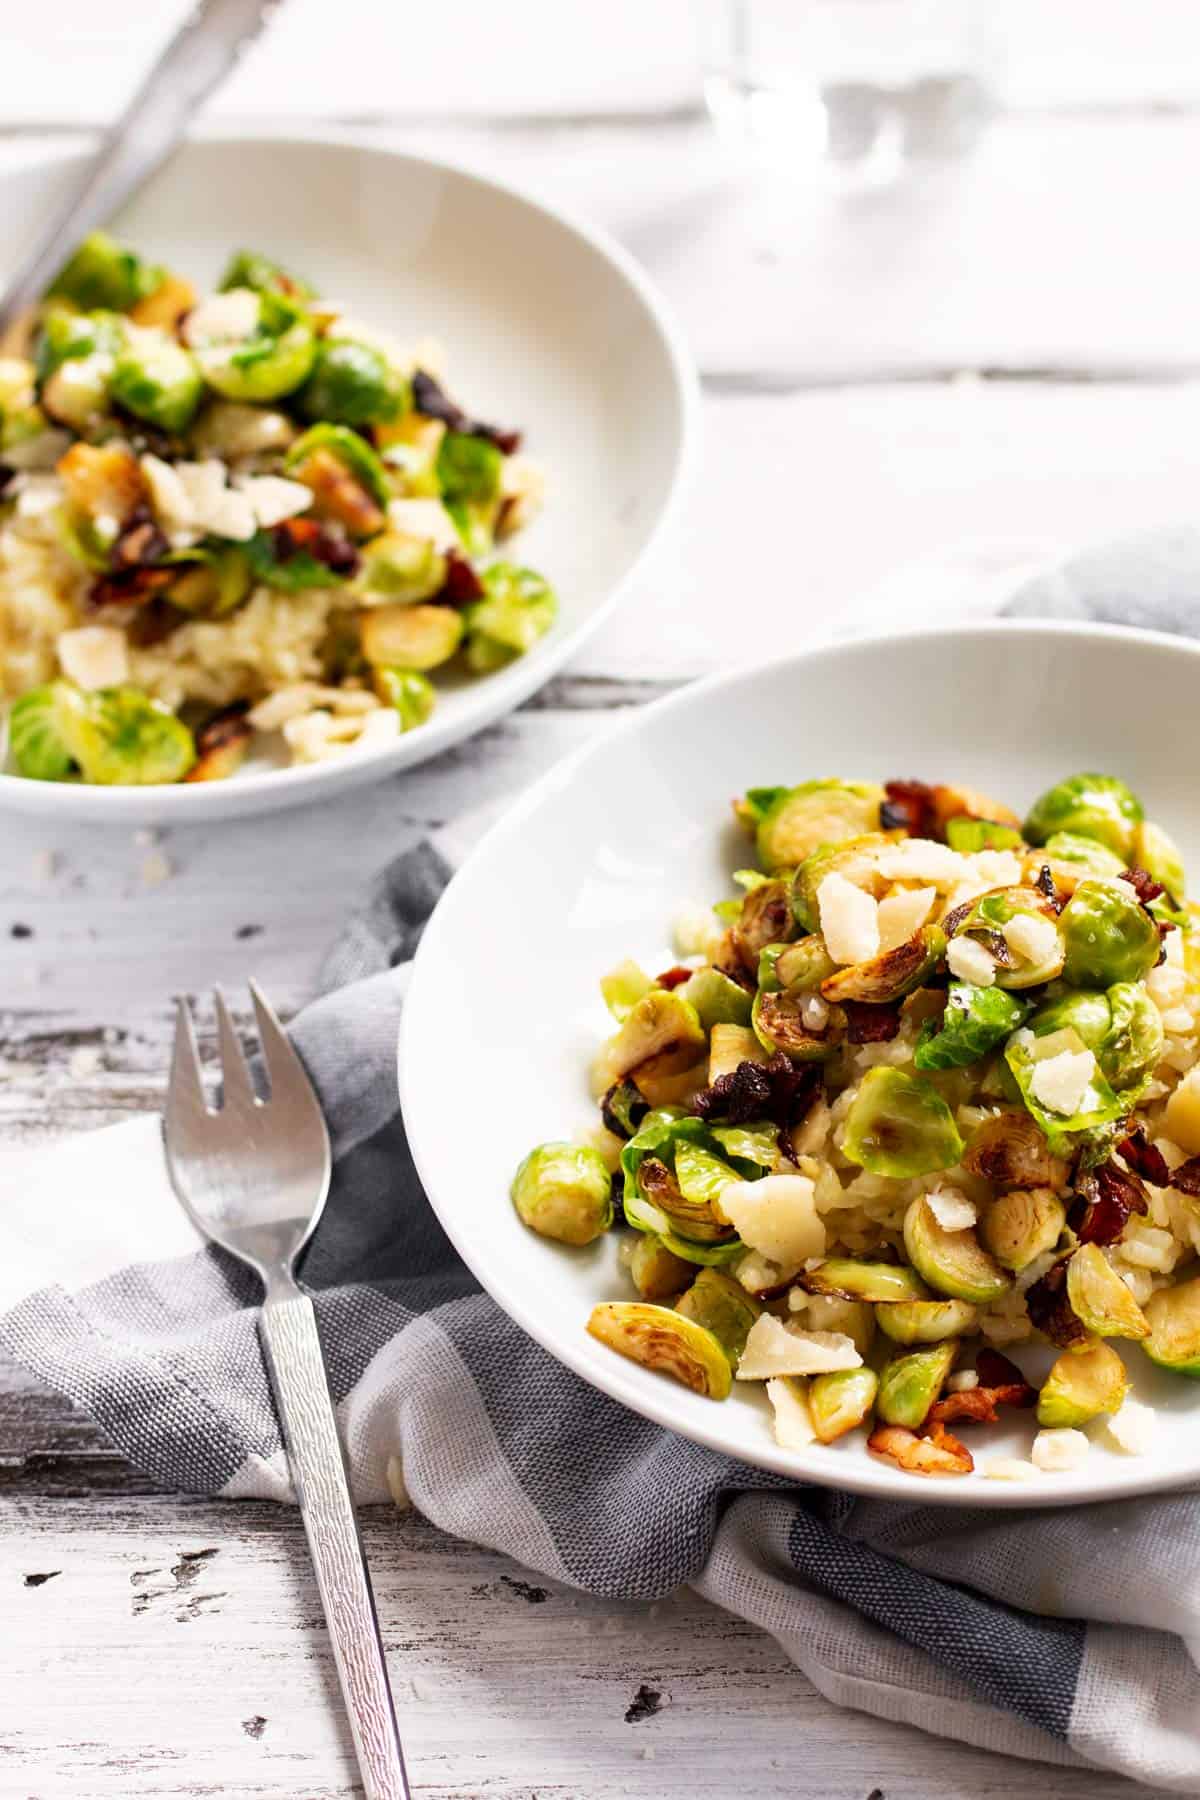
[698,0,993,182]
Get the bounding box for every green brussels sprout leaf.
[914,981,1032,1072]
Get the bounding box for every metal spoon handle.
[0,0,279,336]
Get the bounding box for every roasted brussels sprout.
[801,1294,876,1357]
[1041,831,1127,879]
[707,1023,767,1083]
[600,959,656,1022]
[601,991,707,1087]
[875,1298,979,1344]
[962,1109,1070,1191]
[756,781,885,873]
[1065,1242,1150,1341]
[217,249,314,299]
[675,1268,762,1370]
[586,1301,732,1398]
[285,422,389,524]
[47,231,164,312]
[751,986,840,1063]
[1134,819,1185,899]
[1098,982,1165,1090]
[1059,880,1161,989]
[903,1194,1012,1304]
[674,1140,742,1210]
[184,705,253,783]
[58,685,195,786]
[820,924,945,1005]
[601,1080,650,1141]
[802,1258,930,1304]
[620,1109,749,1262]
[8,681,84,780]
[1024,773,1143,860]
[876,1341,959,1429]
[914,982,1031,1072]
[980,1187,1065,1272]
[35,308,121,434]
[510,1142,612,1245]
[733,878,796,966]
[109,336,203,433]
[1004,1029,1127,1154]
[1143,1276,1200,1377]
[300,337,408,427]
[356,529,448,603]
[194,290,317,402]
[944,818,1023,853]
[191,399,298,461]
[680,966,753,1030]
[1036,1340,1128,1428]
[1028,989,1112,1052]
[628,1234,692,1301]
[789,834,888,933]
[436,430,504,508]
[809,1366,879,1443]
[843,1069,965,1179]
[360,603,464,672]
[951,887,1065,989]
[163,545,253,617]
[774,935,838,992]
[373,667,436,732]
[462,564,557,673]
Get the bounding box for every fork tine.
[167,996,208,1123]
[214,987,260,1111]
[248,979,303,1096]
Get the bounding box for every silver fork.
[164,984,411,1800]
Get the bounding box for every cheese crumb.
[387,497,461,551]
[817,872,880,965]
[766,1376,817,1449]
[1030,1047,1096,1117]
[1103,1399,1156,1456]
[946,1370,980,1393]
[182,287,260,346]
[876,885,936,953]
[970,850,1024,888]
[946,935,996,987]
[984,1457,1039,1482]
[876,839,967,888]
[800,993,830,1030]
[1002,912,1059,968]
[737,1315,862,1380]
[236,474,313,529]
[926,1186,977,1232]
[1032,1427,1089,1472]
[719,1173,825,1267]
[57,625,128,692]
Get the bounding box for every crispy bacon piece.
[270,516,360,577]
[438,548,484,604]
[842,999,903,1045]
[880,778,935,836]
[1118,1126,1171,1189]
[88,564,175,610]
[655,965,693,991]
[1122,866,1165,907]
[868,1422,973,1476]
[1025,1258,1091,1348]
[1069,1158,1149,1246]
[929,1379,1035,1427]
[975,1347,1028,1388]
[1170,1156,1200,1197]
[411,368,522,454]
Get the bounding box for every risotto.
[0,231,550,786]
[511,771,1200,1479]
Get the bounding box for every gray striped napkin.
[4,533,1200,1792]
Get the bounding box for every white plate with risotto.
[0,136,695,821]
[403,621,1200,1506]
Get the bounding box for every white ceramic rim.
[0,131,701,818]
[402,617,1200,1507]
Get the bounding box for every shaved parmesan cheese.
[926,1187,977,1232]
[737,1314,861,1380]
[970,850,1024,888]
[1032,1428,1089,1472]
[141,453,197,529]
[182,287,260,346]
[57,625,128,691]
[237,474,312,528]
[1103,1399,1156,1456]
[946,935,996,987]
[718,1174,825,1268]
[876,885,936,952]
[387,497,460,551]
[817,872,879,965]
[1002,912,1059,967]
[1030,1047,1096,1117]
[766,1377,817,1449]
[876,840,967,888]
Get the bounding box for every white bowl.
[403,621,1200,1507]
[0,136,697,822]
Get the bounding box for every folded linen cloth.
[5,535,1200,1793]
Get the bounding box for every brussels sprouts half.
[842,1069,965,1179]
[1066,1243,1150,1341]
[1041,831,1128,879]
[1036,1340,1128,1427]
[373,667,437,732]
[951,886,1065,989]
[510,1142,613,1245]
[820,924,945,1005]
[436,430,504,508]
[1143,1276,1200,1377]
[195,291,317,402]
[1059,880,1161,989]
[790,833,893,933]
[1024,773,1144,860]
[217,249,315,299]
[163,545,254,618]
[8,681,86,781]
[979,1187,1065,1272]
[756,781,885,873]
[300,337,409,428]
[360,603,465,672]
[675,1268,762,1370]
[47,231,164,312]
[109,336,203,434]
[1134,819,1186,899]
[60,685,196,786]
[1004,1029,1128,1156]
[601,990,708,1087]
[809,1366,879,1443]
[903,1194,1012,1304]
[875,1298,979,1344]
[462,564,557,673]
[876,1341,959,1430]
[1099,983,1165,1091]
[914,982,1031,1073]
[628,1234,692,1301]
[802,1258,931,1304]
[356,529,448,603]
[680,966,753,1031]
[586,1301,732,1399]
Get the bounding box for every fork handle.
[258,1289,411,1800]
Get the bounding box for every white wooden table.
[4,15,1200,1789]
